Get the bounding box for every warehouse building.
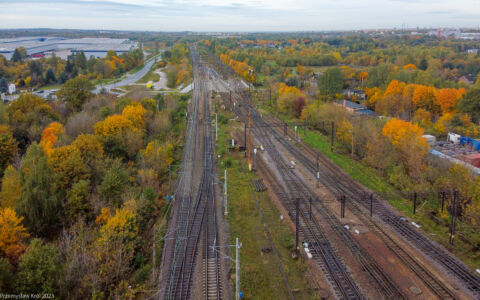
[0,36,138,60]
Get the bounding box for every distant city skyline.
[1,0,480,32]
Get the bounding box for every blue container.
[473,140,480,152]
[460,136,473,145]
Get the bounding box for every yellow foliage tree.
[48,145,90,190]
[121,103,146,130]
[94,114,135,137]
[72,134,104,165]
[0,207,29,265]
[382,118,430,181]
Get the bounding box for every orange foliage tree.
[436,88,465,114]
[403,64,417,70]
[0,207,29,265]
[40,122,65,155]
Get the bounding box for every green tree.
[57,76,94,112]
[458,88,480,123]
[0,77,7,93]
[99,160,129,207]
[0,165,21,209]
[367,63,394,87]
[45,68,56,84]
[0,258,13,292]
[15,239,64,294]
[66,179,91,221]
[16,143,59,236]
[318,67,344,96]
[74,51,87,72]
[0,128,18,179]
[419,58,429,71]
[11,47,26,63]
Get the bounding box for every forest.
[0,74,189,296]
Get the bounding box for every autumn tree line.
[205,34,480,258]
[162,42,192,89]
[0,75,188,297]
[0,47,144,91]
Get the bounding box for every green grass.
[216,105,319,300]
[137,69,160,84]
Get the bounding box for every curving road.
[93,54,160,94]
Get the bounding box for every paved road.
[93,55,159,94]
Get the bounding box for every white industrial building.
[0,36,138,60]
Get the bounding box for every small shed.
[8,83,15,95]
[422,135,436,146]
[448,133,461,144]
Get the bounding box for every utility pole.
[253,148,257,171]
[309,197,312,220]
[244,123,247,158]
[331,121,335,152]
[441,191,446,212]
[236,238,241,300]
[215,113,218,141]
[413,191,417,215]
[295,198,300,255]
[351,130,354,173]
[269,88,272,106]
[152,226,156,280]
[450,190,458,245]
[247,105,253,171]
[340,195,346,218]
[224,169,228,216]
[370,194,373,217]
[294,126,297,141]
[284,123,287,136]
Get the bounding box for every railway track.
[160,46,221,300]
[257,131,365,299]
[253,111,408,299]
[230,90,476,298]
[273,117,476,299]
[202,61,411,298]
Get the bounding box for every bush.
[99,160,129,207]
[15,239,64,294]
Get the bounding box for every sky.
[1,0,480,32]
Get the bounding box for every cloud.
[0,0,479,31]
